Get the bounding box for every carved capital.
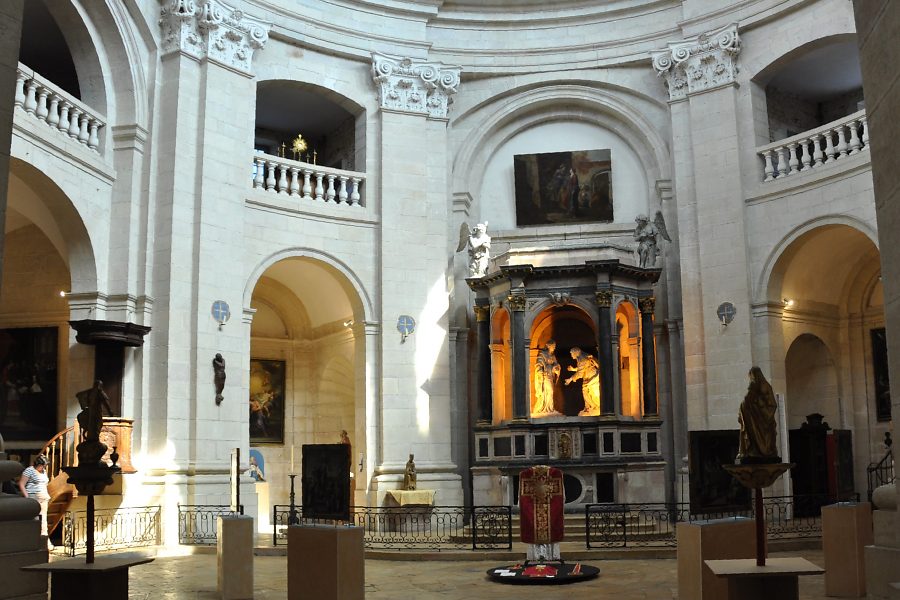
[595,290,613,308]
[473,305,491,322]
[371,53,462,119]
[651,23,740,101]
[159,0,270,75]
[639,297,656,315]
[506,294,527,312]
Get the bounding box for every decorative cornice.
[69,319,152,347]
[651,23,740,101]
[159,0,271,75]
[371,53,462,119]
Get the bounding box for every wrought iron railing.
[177,504,244,545]
[272,505,512,550]
[585,493,858,549]
[61,506,161,556]
[868,449,894,502]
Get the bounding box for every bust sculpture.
[532,340,561,416]
[402,453,417,491]
[736,366,780,463]
[456,222,491,277]
[213,353,226,405]
[564,347,602,416]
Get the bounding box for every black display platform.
[486,561,600,585]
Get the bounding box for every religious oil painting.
[688,430,751,514]
[301,443,351,521]
[872,328,891,422]
[249,359,286,445]
[0,327,58,441]
[513,149,614,226]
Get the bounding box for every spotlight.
[343,319,354,327]
[59,291,67,297]
[783,298,794,308]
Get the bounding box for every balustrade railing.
[757,109,868,182]
[272,505,512,550]
[251,152,364,207]
[14,63,106,153]
[61,506,161,556]
[178,504,244,545]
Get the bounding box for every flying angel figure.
[633,210,671,268]
[457,222,491,277]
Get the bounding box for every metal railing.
[272,505,512,551]
[868,450,894,502]
[585,493,858,548]
[61,506,161,556]
[178,504,244,545]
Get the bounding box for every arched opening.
[490,308,511,423]
[616,301,641,419]
[529,305,597,417]
[19,0,80,99]
[753,35,863,143]
[785,334,840,428]
[248,256,364,507]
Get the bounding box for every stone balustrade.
[251,152,364,206]
[757,109,868,182]
[14,63,106,152]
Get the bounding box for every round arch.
[750,33,859,86]
[784,333,842,429]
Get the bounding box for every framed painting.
[871,328,891,422]
[688,430,751,515]
[513,149,614,226]
[301,443,351,521]
[0,327,58,441]
[249,359,286,445]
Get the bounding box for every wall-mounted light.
[343,319,354,327]
[783,298,795,308]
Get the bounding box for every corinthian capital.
[371,53,462,119]
[159,0,271,75]
[651,24,740,101]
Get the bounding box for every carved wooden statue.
[736,366,779,463]
[213,353,226,405]
[402,453,417,491]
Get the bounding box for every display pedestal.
[822,502,872,597]
[383,490,435,533]
[217,515,254,600]
[706,557,824,600]
[677,518,756,600]
[288,525,364,600]
[22,553,153,600]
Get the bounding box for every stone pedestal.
[677,518,756,600]
[706,557,824,600]
[217,515,254,600]
[822,502,873,597]
[1,455,47,600]
[288,525,364,600]
[22,553,153,600]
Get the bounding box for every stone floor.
[124,549,829,599]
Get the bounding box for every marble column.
[474,305,492,424]
[640,297,659,416]
[508,295,528,420]
[595,290,615,415]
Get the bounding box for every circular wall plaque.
[716,302,736,325]
[212,300,231,325]
[397,315,416,338]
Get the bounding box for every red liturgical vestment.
[518,466,565,544]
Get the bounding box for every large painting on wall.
[872,328,891,422]
[688,430,751,515]
[513,149,614,226]
[0,327,58,441]
[249,359,286,445]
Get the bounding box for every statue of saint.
[213,353,226,405]
[564,347,602,416]
[456,222,491,277]
[402,453,417,491]
[532,340,561,416]
[737,366,779,463]
[633,211,671,268]
[75,380,113,444]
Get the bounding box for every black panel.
[620,432,642,453]
[647,432,658,453]
[563,474,582,504]
[514,435,526,456]
[602,432,614,453]
[494,437,512,457]
[596,472,615,503]
[478,437,489,458]
[582,432,598,455]
[534,434,549,456]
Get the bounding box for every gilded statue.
[402,453,417,491]
[564,347,602,416]
[736,366,779,463]
[532,340,562,416]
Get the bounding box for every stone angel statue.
[633,210,671,268]
[456,221,491,278]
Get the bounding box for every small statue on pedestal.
[564,347,602,416]
[736,366,780,464]
[633,211,671,268]
[532,340,561,417]
[457,222,491,278]
[402,454,417,491]
[75,380,113,464]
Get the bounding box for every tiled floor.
[126,549,829,599]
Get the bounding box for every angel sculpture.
[633,211,671,268]
[456,222,491,278]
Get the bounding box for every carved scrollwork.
[371,53,462,119]
[651,23,740,101]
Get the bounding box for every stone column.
[0,0,23,288]
[595,290,615,415]
[474,305,492,424]
[640,297,659,416]
[507,294,529,420]
[371,53,464,504]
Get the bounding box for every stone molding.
[651,23,740,101]
[371,53,461,119]
[159,0,271,75]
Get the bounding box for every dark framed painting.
[0,327,58,441]
[301,443,351,521]
[249,359,285,445]
[513,149,614,226]
[688,430,751,515]
[871,328,891,422]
